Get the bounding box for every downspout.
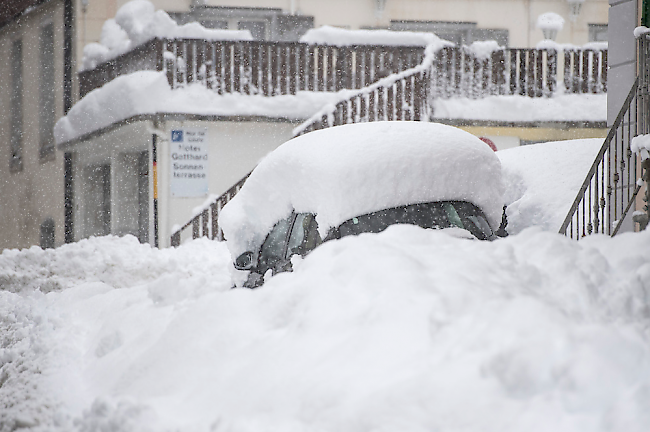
[64,0,74,243]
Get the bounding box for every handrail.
[170,172,249,247]
[559,34,650,238]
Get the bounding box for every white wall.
[158,118,296,247]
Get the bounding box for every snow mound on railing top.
[219,121,504,258]
[82,0,252,71]
[300,25,449,47]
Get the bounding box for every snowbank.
[300,25,446,47]
[82,0,252,70]
[433,93,607,123]
[219,121,504,258]
[498,138,603,234]
[54,71,357,145]
[2,227,650,431]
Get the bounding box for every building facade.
[0,0,75,250]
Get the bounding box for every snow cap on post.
[537,12,565,41]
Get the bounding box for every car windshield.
[336,201,495,240]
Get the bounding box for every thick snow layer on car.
[81,0,252,70]
[219,121,504,257]
[2,229,650,431]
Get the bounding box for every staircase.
[559,34,650,239]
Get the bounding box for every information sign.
[170,128,209,197]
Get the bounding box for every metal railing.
[170,173,249,247]
[559,35,650,239]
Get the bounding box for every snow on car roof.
[219,121,504,257]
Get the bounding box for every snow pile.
[631,134,650,159]
[635,26,650,38]
[2,226,650,431]
[54,71,358,144]
[535,39,608,51]
[82,0,252,70]
[466,40,502,60]
[536,12,565,31]
[219,121,504,258]
[0,235,231,293]
[300,25,446,47]
[498,138,603,234]
[433,93,607,123]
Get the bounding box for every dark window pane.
[10,39,23,171]
[286,213,321,258]
[238,20,266,40]
[40,24,55,159]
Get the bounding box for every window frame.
[10,38,23,173]
[39,22,56,162]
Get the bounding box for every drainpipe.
[64,0,74,243]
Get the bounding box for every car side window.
[258,216,292,272]
[286,213,321,259]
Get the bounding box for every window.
[40,218,55,249]
[40,23,55,160]
[588,24,608,42]
[10,39,23,172]
[238,20,266,40]
[199,20,228,29]
[389,21,509,47]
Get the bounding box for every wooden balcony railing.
[80,38,607,100]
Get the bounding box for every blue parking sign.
[171,130,183,142]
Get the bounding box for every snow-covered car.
[219,121,506,287]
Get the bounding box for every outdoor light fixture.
[537,12,564,41]
[566,0,585,23]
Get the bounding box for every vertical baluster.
[518,50,527,95]
[547,49,557,94]
[404,75,412,120]
[261,44,270,96]
[250,43,260,94]
[359,91,367,121]
[289,44,297,95]
[395,79,403,121]
[386,85,394,120]
[223,42,232,93]
[601,49,608,93]
[368,89,376,122]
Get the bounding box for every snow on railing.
[80,38,607,100]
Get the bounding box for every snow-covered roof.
[82,0,252,71]
[54,71,358,145]
[432,93,606,123]
[219,121,505,258]
[299,25,447,47]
